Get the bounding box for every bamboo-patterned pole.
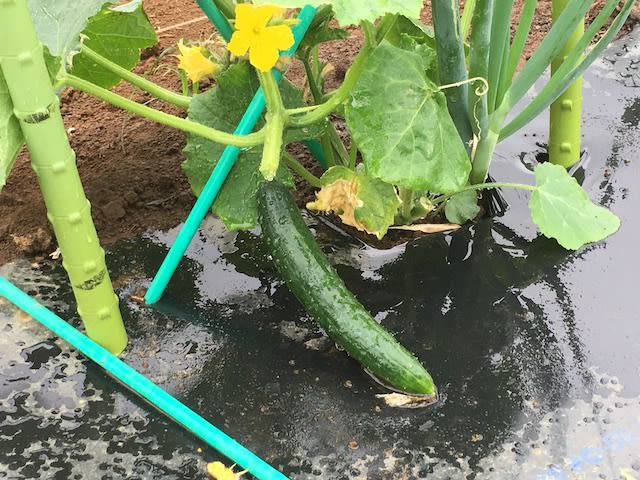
[0,0,127,354]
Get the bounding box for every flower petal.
[233,4,258,32]
[249,40,281,72]
[177,40,188,56]
[235,4,281,31]
[261,24,295,52]
[175,41,218,83]
[227,30,252,57]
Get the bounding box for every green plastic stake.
[549,0,584,167]
[0,277,289,480]
[0,0,128,354]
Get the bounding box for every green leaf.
[445,190,480,224]
[299,7,348,50]
[182,62,319,230]
[385,15,435,49]
[384,16,437,78]
[0,72,24,191]
[71,0,157,89]
[307,166,400,239]
[27,0,116,64]
[345,41,471,193]
[43,46,62,83]
[530,163,621,250]
[253,0,422,26]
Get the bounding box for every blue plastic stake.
[0,276,289,480]
[145,5,317,304]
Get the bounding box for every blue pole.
[0,276,288,480]
[145,5,318,304]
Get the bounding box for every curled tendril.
[438,76,489,97]
[437,77,489,156]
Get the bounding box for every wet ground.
[1,28,640,480]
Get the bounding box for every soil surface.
[1,0,638,263]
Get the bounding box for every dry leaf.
[389,223,461,234]
[376,392,437,408]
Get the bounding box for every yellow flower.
[227,4,295,72]
[176,40,219,83]
[207,461,247,480]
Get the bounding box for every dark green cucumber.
[256,180,436,396]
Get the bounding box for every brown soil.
[1,1,638,262]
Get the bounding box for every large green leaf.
[307,166,400,239]
[182,62,321,230]
[253,0,422,26]
[71,0,157,89]
[0,72,24,190]
[345,41,471,193]
[530,163,620,250]
[27,0,115,64]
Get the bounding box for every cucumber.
[256,180,436,396]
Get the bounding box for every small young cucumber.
[256,180,436,396]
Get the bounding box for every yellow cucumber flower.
[176,40,219,83]
[227,4,295,72]
[207,461,247,480]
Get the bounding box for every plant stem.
[300,49,324,104]
[327,124,349,166]
[433,180,536,205]
[61,74,264,147]
[258,70,286,180]
[80,45,191,108]
[320,132,337,168]
[287,43,373,127]
[261,111,285,180]
[398,187,416,223]
[178,69,189,96]
[362,20,376,48]
[258,70,284,112]
[283,152,322,187]
[298,49,348,167]
[287,104,322,114]
[470,127,499,184]
[470,104,508,184]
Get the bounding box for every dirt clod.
[10,227,53,256]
